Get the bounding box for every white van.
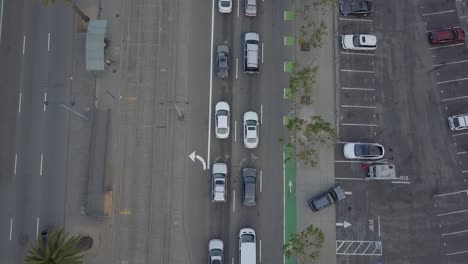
[244,32,260,73]
[239,228,256,264]
[448,113,468,130]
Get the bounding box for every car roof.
[218,116,228,128]
[359,34,377,45]
[432,29,455,40]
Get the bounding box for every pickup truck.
[365,164,397,180]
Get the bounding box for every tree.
[40,0,90,23]
[283,224,324,264]
[25,228,89,264]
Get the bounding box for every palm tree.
[25,228,88,264]
[40,0,90,23]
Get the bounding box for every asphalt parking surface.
[335,0,468,263]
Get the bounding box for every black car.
[340,1,373,16]
[242,168,256,207]
[216,44,229,79]
[308,185,346,212]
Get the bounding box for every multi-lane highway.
[0,0,74,262]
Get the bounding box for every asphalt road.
[335,0,468,263]
[0,0,74,262]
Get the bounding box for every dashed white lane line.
[441,95,468,102]
[434,190,468,198]
[338,17,373,22]
[234,120,237,142]
[9,218,13,240]
[260,170,263,193]
[341,87,375,91]
[260,239,262,262]
[40,154,44,176]
[47,33,51,52]
[437,208,468,217]
[260,104,263,125]
[433,59,468,67]
[341,105,376,109]
[237,0,240,17]
[35,217,40,240]
[341,69,375,74]
[436,77,468,84]
[236,58,239,79]
[421,9,456,16]
[43,92,47,111]
[18,92,22,113]
[442,229,468,236]
[261,42,264,64]
[341,123,377,127]
[22,35,26,55]
[232,190,236,212]
[377,216,381,237]
[341,51,375,56]
[14,154,17,175]
[429,43,464,50]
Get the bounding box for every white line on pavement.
[446,250,468,256]
[18,92,22,113]
[462,170,468,173]
[434,190,468,198]
[437,208,468,217]
[14,154,17,175]
[441,95,468,102]
[442,229,468,236]
[9,218,13,240]
[22,35,26,55]
[341,51,375,56]
[391,181,411,184]
[344,191,352,195]
[261,42,264,63]
[377,216,381,237]
[334,160,363,163]
[341,123,377,127]
[207,0,215,168]
[433,59,468,67]
[260,104,263,124]
[43,92,47,111]
[35,217,40,240]
[237,0,240,17]
[0,0,4,43]
[260,239,262,262]
[335,177,364,181]
[40,154,43,176]
[260,170,263,193]
[338,17,373,22]
[234,120,237,142]
[47,33,51,51]
[453,132,468,137]
[232,258,234,264]
[341,105,376,109]
[341,69,375,74]
[437,77,468,85]
[457,151,467,155]
[341,87,375,91]
[232,190,236,212]
[421,9,456,16]
[429,43,464,50]
[236,58,239,79]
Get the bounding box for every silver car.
[209,239,224,264]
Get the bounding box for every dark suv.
[340,1,373,16]
[216,44,229,79]
[242,168,256,206]
[308,185,346,212]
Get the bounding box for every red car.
[428,28,465,44]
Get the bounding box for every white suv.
[341,34,377,51]
[448,113,468,130]
[211,163,227,202]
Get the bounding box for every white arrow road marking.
[336,221,352,228]
[288,180,292,193]
[189,151,207,170]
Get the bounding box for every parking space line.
[436,77,468,84]
[341,69,375,74]
[457,151,467,155]
[341,123,377,127]
[35,217,39,240]
[391,181,411,184]
[341,105,376,109]
[437,208,468,217]
[461,170,468,173]
[338,17,373,22]
[341,51,375,56]
[442,229,468,236]
[335,177,364,181]
[429,43,464,50]
[446,250,468,256]
[433,59,468,67]
[421,9,456,16]
[341,87,375,91]
[334,160,364,163]
[434,190,468,197]
[441,95,468,102]
[453,132,468,137]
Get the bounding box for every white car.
[245,0,257,16]
[218,0,232,13]
[215,102,230,139]
[341,34,377,51]
[448,113,468,131]
[243,111,259,149]
[209,239,224,264]
[211,163,227,202]
[343,143,384,160]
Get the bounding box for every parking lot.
[335,0,468,263]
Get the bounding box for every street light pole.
[44,101,89,121]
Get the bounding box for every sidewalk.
[293,1,338,264]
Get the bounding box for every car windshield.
[210,249,222,256]
[211,260,221,264]
[220,0,230,7]
[217,110,228,116]
[246,120,257,126]
[355,144,382,157]
[353,35,361,47]
[218,127,228,134]
[453,118,460,127]
[241,234,255,243]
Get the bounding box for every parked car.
[215,102,230,139]
[242,168,256,206]
[245,0,257,16]
[448,113,468,130]
[341,34,377,51]
[209,239,224,264]
[340,0,373,16]
[308,185,346,212]
[243,111,259,149]
[216,44,229,79]
[428,28,465,44]
[218,0,232,13]
[343,142,384,160]
[211,163,227,202]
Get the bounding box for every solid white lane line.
[341,51,375,56]
[338,17,373,22]
[434,190,468,198]
[341,69,375,74]
[259,239,262,262]
[341,105,376,109]
[207,0,215,168]
[14,154,17,175]
[261,42,264,63]
[9,218,13,240]
[429,43,464,50]
[35,218,40,240]
[236,58,239,79]
[422,9,456,16]
[47,33,50,52]
[442,229,468,236]
[43,92,47,111]
[237,0,240,17]
[0,0,4,43]
[377,216,381,237]
[437,77,468,85]
[441,95,468,102]
[433,59,468,67]
[260,104,263,124]
[232,190,236,212]
[341,123,377,127]
[18,92,22,113]
[437,208,468,217]
[40,154,43,176]
[341,87,375,91]
[22,35,26,55]
[260,170,262,193]
[234,120,237,142]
